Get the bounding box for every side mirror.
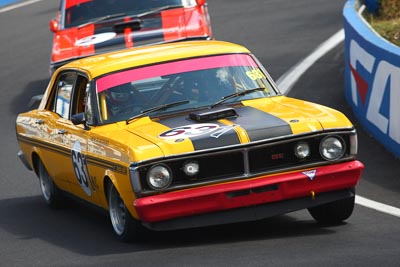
[196,0,206,6]
[49,19,59,33]
[27,94,43,110]
[71,112,86,125]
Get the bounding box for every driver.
[106,84,141,117]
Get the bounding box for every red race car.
[49,0,213,73]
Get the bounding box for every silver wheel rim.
[109,185,127,236]
[39,166,52,202]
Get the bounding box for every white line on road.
[276,29,345,95]
[356,195,400,217]
[276,29,400,219]
[0,0,44,13]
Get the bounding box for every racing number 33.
[72,141,91,196]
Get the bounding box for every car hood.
[122,96,353,159]
[51,8,204,64]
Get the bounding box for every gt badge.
[302,170,317,181]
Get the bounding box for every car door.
[52,71,100,204]
[33,71,77,194]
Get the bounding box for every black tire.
[107,183,143,242]
[37,160,64,209]
[308,189,355,224]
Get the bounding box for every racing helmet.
[108,85,131,104]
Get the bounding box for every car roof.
[59,40,251,78]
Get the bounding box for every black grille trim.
[133,129,356,196]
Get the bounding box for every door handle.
[57,129,67,135]
[35,119,44,125]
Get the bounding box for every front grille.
[135,130,355,195]
[248,137,322,173]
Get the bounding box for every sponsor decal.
[75,32,117,46]
[302,170,317,181]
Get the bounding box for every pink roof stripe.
[96,54,256,92]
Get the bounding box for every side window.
[71,75,89,116]
[55,72,76,119]
[85,83,94,125]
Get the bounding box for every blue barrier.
[0,0,20,7]
[344,0,400,158]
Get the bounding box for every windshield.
[95,54,277,124]
[63,0,188,28]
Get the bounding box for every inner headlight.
[183,161,200,176]
[147,164,172,190]
[294,142,310,159]
[320,136,345,161]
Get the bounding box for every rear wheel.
[308,189,355,224]
[38,161,64,209]
[107,183,143,242]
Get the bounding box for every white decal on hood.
[75,32,117,46]
[159,124,220,139]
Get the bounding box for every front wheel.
[107,183,143,242]
[308,189,355,224]
[37,160,64,209]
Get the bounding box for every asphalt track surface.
[1,0,399,266]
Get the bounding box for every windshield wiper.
[77,5,183,29]
[126,99,189,124]
[134,5,184,18]
[210,88,266,109]
[78,13,127,28]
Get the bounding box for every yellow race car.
[16,40,364,242]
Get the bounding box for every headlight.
[320,136,345,161]
[183,161,200,176]
[294,142,310,159]
[147,164,172,190]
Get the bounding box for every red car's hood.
[51,7,210,65]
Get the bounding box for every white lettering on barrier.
[350,40,375,107]
[350,39,400,144]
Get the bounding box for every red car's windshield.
[63,0,186,28]
[95,54,277,124]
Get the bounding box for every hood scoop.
[113,19,142,33]
[189,107,238,122]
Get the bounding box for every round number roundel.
[72,141,91,196]
[159,124,220,139]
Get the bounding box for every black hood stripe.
[227,106,292,141]
[158,117,241,151]
[93,15,165,53]
[157,106,292,151]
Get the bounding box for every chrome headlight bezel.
[319,135,346,161]
[182,161,200,176]
[146,164,173,190]
[294,141,311,159]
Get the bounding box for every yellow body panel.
[59,41,250,79]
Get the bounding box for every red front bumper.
[134,160,364,223]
